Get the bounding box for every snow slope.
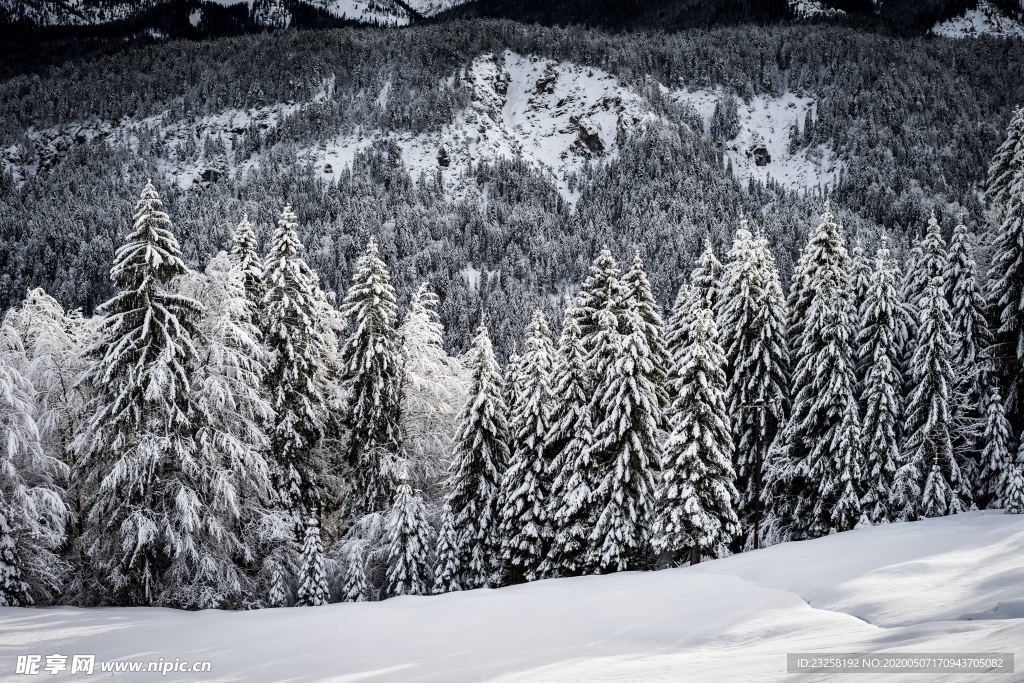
[0,511,1020,681]
[933,1,1024,39]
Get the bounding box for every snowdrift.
[0,511,1021,681]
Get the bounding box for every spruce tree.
[297,516,328,607]
[622,251,671,406]
[339,238,403,517]
[986,106,1024,207]
[269,565,288,607]
[690,238,723,312]
[1005,461,1024,514]
[574,247,625,354]
[384,483,433,597]
[587,309,661,572]
[665,282,701,400]
[498,310,553,584]
[717,222,788,548]
[230,215,264,311]
[896,277,970,519]
[432,503,461,594]
[978,386,1013,508]
[341,556,369,602]
[447,324,509,589]
[850,238,872,341]
[948,221,990,392]
[655,306,739,565]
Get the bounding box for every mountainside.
[1,512,1020,680]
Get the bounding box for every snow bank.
[933,1,1024,39]
[1,511,1020,681]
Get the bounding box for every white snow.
[320,0,409,27]
[188,9,203,27]
[933,1,1024,39]
[790,0,845,19]
[1,511,1020,681]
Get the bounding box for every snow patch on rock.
[790,0,845,19]
[933,1,1024,39]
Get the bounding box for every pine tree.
[978,386,1013,508]
[73,180,218,606]
[447,324,509,589]
[690,238,723,312]
[1005,460,1024,514]
[498,310,553,584]
[948,222,990,392]
[262,205,331,537]
[502,351,526,437]
[432,503,461,594]
[230,215,264,311]
[384,483,432,597]
[341,555,369,602]
[587,308,661,572]
[850,238,872,340]
[665,282,701,400]
[297,516,328,607]
[986,106,1024,207]
[574,247,625,354]
[339,238,403,517]
[896,277,970,519]
[655,306,739,565]
[622,251,671,405]
[717,221,788,548]
[268,564,288,607]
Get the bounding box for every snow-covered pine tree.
[717,221,789,548]
[1005,460,1024,514]
[587,308,661,572]
[432,503,461,594]
[384,483,432,597]
[919,213,949,294]
[978,386,1013,508]
[502,350,525,437]
[73,180,223,607]
[269,564,288,607]
[856,237,905,524]
[769,205,864,540]
[850,238,872,342]
[398,283,469,499]
[655,305,739,565]
[986,105,1024,207]
[297,516,328,607]
[230,215,265,312]
[339,238,403,517]
[574,247,625,354]
[341,555,369,602]
[497,310,553,584]
[948,221,991,395]
[262,205,331,538]
[622,251,671,408]
[0,324,68,606]
[690,238,723,312]
[447,324,509,589]
[896,276,970,519]
[899,237,926,376]
[664,282,701,400]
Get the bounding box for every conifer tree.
[574,247,625,353]
[268,565,287,607]
[690,239,723,312]
[896,277,970,519]
[447,324,509,589]
[655,306,739,565]
[503,351,526,434]
[622,251,671,406]
[297,516,328,607]
[986,106,1024,207]
[498,310,553,584]
[1005,462,1024,514]
[987,167,1024,428]
[432,503,461,594]
[262,205,330,537]
[850,238,872,339]
[978,386,1013,508]
[384,483,432,597]
[717,222,788,548]
[948,222,990,393]
[587,309,661,572]
[665,283,701,400]
[339,238,403,517]
[230,215,264,311]
[341,556,369,602]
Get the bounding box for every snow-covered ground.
[933,1,1024,39]
[789,0,845,19]
[1,511,1020,681]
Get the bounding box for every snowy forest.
[2,99,1024,609]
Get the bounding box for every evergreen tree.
[717,221,788,548]
[341,555,369,602]
[447,324,509,589]
[432,503,461,594]
[986,106,1024,207]
[948,221,990,393]
[384,483,432,597]
[230,215,264,311]
[690,239,723,312]
[850,238,872,340]
[978,386,1013,508]
[339,238,403,517]
[1005,461,1024,514]
[587,308,661,572]
[574,247,625,354]
[896,277,970,519]
[502,351,526,438]
[655,306,739,565]
[262,205,330,537]
[665,282,701,399]
[268,564,287,607]
[498,310,553,584]
[622,251,671,405]
[296,516,328,607]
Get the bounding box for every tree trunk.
[690,547,701,565]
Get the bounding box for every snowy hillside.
[1,512,1020,681]
[933,1,1024,39]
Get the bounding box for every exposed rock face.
[752,145,771,166]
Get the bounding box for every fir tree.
[587,308,661,572]
[1005,461,1024,514]
[268,564,288,607]
[384,483,432,597]
[432,503,461,594]
[341,556,369,602]
[986,105,1024,207]
[447,324,509,589]
[339,238,403,517]
[665,282,701,399]
[230,215,264,311]
[574,247,625,354]
[948,221,990,392]
[690,239,723,312]
[622,250,671,406]
[297,516,328,607]
[978,386,1013,508]
[655,306,739,565]
[850,238,872,340]
[498,310,553,584]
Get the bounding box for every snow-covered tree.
[384,483,432,597]
[986,105,1024,207]
[339,238,403,517]
[1005,461,1024,514]
[502,351,526,438]
[262,205,331,537]
[587,308,661,572]
[341,555,369,602]
[665,282,701,401]
[690,238,723,312]
[655,306,739,565]
[987,167,1024,427]
[850,238,872,339]
[230,215,265,312]
[296,516,328,607]
[948,222,990,395]
[622,251,671,408]
[977,385,1013,508]
[717,222,788,548]
[447,324,508,589]
[497,310,553,584]
[269,564,288,607]
[896,277,970,519]
[432,503,461,594]
[574,247,625,354]
[398,283,469,500]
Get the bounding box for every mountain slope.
[0,512,1020,681]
